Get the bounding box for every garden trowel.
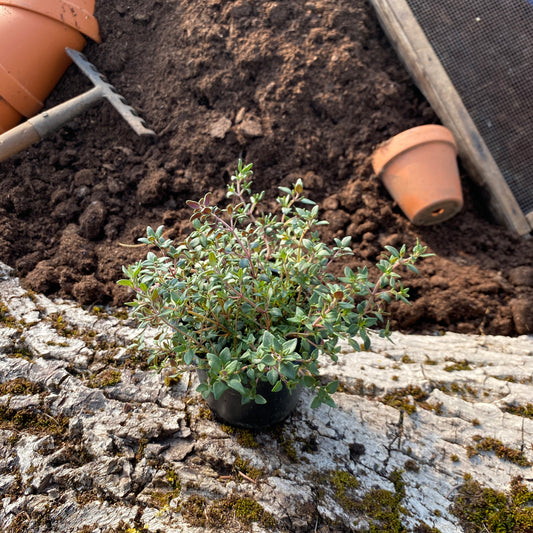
[0,47,155,162]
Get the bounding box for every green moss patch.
[206,495,277,529]
[0,405,69,440]
[0,378,42,396]
[0,301,18,328]
[353,469,407,532]
[452,476,533,532]
[221,424,259,449]
[234,455,264,481]
[443,360,472,372]
[466,436,532,467]
[88,368,122,388]
[435,381,479,399]
[4,336,33,361]
[322,468,420,532]
[47,313,80,338]
[178,493,277,530]
[504,403,533,419]
[180,495,207,527]
[381,385,433,415]
[329,470,359,510]
[150,466,182,508]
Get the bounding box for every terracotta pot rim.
[0,0,101,42]
[371,124,457,177]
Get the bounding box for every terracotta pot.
[0,0,101,133]
[371,125,463,225]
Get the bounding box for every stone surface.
[0,262,532,532]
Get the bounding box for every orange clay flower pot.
[0,0,101,134]
[371,125,463,225]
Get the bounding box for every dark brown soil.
[1,0,532,336]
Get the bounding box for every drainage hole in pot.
[432,208,445,217]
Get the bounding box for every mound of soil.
[0,0,531,336]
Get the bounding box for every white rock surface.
[0,262,532,532]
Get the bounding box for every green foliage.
[120,161,430,408]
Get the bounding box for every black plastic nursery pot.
[196,369,302,429]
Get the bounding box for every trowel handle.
[0,121,41,162]
[0,86,102,163]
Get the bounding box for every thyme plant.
[120,161,430,408]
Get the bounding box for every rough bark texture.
[1,262,532,532]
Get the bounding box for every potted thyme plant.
[119,161,430,428]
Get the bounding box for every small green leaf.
[219,347,232,363]
[326,380,338,394]
[384,245,400,257]
[213,380,228,400]
[310,396,322,409]
[227,379,245,395]
[272,380,283,392]
[282,338,298,353]
[280,362,297,380]
[254,394,267,405]
[184,349,195,364]
[379,292,392,303]
[269,307,282,317]
[322,395,336,408]
[225,360,240,374]
[303,375,316,388]
[406,264,419,275]
[262,330,275,349]
[267,368,278,385]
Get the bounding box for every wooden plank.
[369,0,532,236]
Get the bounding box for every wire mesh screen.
[406,0,533,217]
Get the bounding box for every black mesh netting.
[406,0,533,216]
